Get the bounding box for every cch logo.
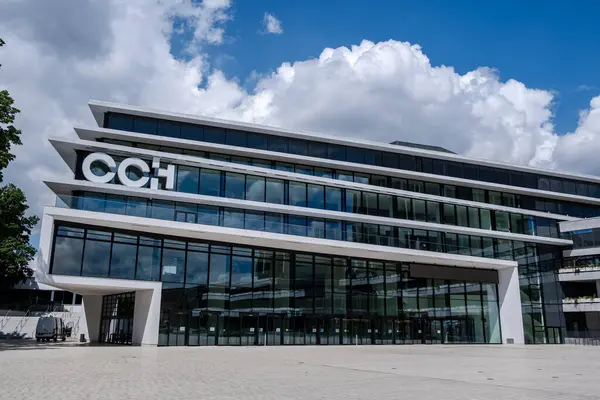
[82,152,175,190]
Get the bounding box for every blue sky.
[178,0,600,134]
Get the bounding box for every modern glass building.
[36,100,599,346]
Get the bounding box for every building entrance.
[98,292,135,345]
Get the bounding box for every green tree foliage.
[0,38,39,289]
[0,184,39,289]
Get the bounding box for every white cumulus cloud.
[263,12,283,35]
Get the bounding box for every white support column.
[132,284,162,346]
[498,266,525,344]
[82,295,103,342]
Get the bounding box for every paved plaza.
[0,342,599,399]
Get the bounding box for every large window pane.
[268,136,288,152]
[266,179,284,204]
[105,194,127,215]
[209,252,231,287]
[265,213,284,233]
[326,220,342,240]
[307,184,325,209]
[456,206,468,227]
[468,208,480,229]
[443,204,456,225]
[288,139,308,156]
[82,232,111,278]
[157,120,181,138]
[426,201,440,223]
[106,113,133,131]
[225,130,247,147]
[127,198,147,218]
[198,206,219,225]
[396,197,411,219]
[133,116,157,135]
[379,195,393,218]
[199,169,221,196]
[247,133,267,150]
[180,124,202,140]
[244,211,265,231]
[161,246,186,283]
[82,193,105,212]
[288,216,307,236]
[225,173,245,200]
[346,190,362,213]
[308,142,327,158]
[364,192,378,215]
[325,187,342,211]
[245,176,265,202]
[231,256,253,292]
[110,241,137,280]
[203,127,226,144]
[294,254,314,292]
[308,219,325,238]
[289,182,307,207]
[328,144,346,161]
[413,199,426,221]
[345,222,362,242]
[136,244,162,281]
[177,166,200,194]
[495,211,510,232]
[151,200,174,221]
[223,209,244,229]
[480,209,492,230]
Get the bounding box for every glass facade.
[100,138,600,219]
[49,223,501,346]
[42,106,595,346]
[58,192,548,259]
[103,112,600,202]
[562,228,600,249]
[74,152,562,238]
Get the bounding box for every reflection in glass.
[245,176,265,202]
[110,242,137,279]
[51,236,84,276]
[225,173,245,200]
[325,187,342,211]
[82,237,111,278]
[186,250,209,285]
[137,245,162,281]
[307,184,325,209]
[266,179,284,204]
[162,247,186,283]
[289,182,307,207]
[177,166,200,194]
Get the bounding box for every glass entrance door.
[428,319,443,344]
[241,313,259,346]
[265,314,284,345]
[169,311,188,346]
[99,292,135,345]
[326,317,342,345]
[344,318,373,345]
[305,316,319,345]
[190,311,221,346]
[377,318,395,344]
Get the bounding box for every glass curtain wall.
[74,153,562,238]
[49,222,501,346]
[103,112,600,201]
